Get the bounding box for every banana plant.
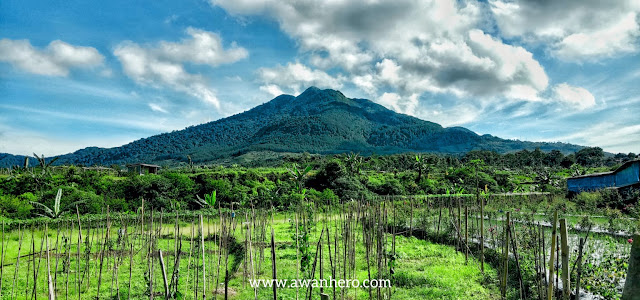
[33,153,60,176]
[195,190,216,208]
[343,152,363,175]
[287,163,312,193]
[30,188,84,219]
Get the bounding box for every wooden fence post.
[559,219,570,300]
[575,238,585,300]
[622,234,640,300]
[159,250,169,299]
[480,193,485,273]
[465,206,469,263]
[501,211,510,298]
[547,211,558,300]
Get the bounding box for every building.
[127,163,160,175]
[567,160,640,193]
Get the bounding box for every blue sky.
[1,0,639,155]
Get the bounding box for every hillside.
[0,87,583,167]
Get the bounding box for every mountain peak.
[297,86,351,105]
[0,87,585,167]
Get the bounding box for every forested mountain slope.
[0,87,582,167]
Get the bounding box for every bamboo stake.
[575,238,585,300]
[128,244,133,300]
[75,205,82,300]
[271,212,277,300]
[53,222,61,293]
[0,220,4,298]
[246,212,257,300]
[11,225,24,300]
[480,193,485,273]
[65,221,71,300]
[554,236,560,294]
[547,211,558,300]
[26,224,33,299]
[409,197,414,236]
[46,224,55,300]
[200,214,206,299]
[457,198,461,251]
[559,219,570,300]
[465,205,469,263]
[185,220,194,299]
[510,223,524,300]
[295,210,300,300]
[159,250,169,298]
[501,212,510,298]
[34,224,46,300]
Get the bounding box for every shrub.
[574,191,601,211]
[0,192,34,219]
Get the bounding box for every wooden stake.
[46,223,55,300]
[480,193,485,273]
[199,214,206,299]
[128,244,133,300]
[159,250,169,298]
[559,219,570,300]
[465,205,469,263]
[270,213,277,300]
[0,220,4,298]
[501,212,510,298]
[575,238,585,300]
[547,211,558,300]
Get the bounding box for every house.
[127,163,160,175]
[567,160,640,193]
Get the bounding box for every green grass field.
[0,212,499,299]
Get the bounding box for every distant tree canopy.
[576,147,605,167]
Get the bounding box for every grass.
[0,212,499,300]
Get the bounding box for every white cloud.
[148,103,168,114]
[553,83,596,110]
[213,0,551,106]
[0,39,104,76]
[157,27,248,66]
[114,27,248,109]
[554,13,640,61]
[0,126,137,156]
[376,92,420,116]
[490,0,640,61]
[557,122,640,153]
[256,62,344,96]
[259,84,285,97]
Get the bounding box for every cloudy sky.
[1,0,639,155]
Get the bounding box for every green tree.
[576,147,604,167]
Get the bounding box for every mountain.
[0,87,583,167]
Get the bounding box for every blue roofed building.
[567,160,640,193]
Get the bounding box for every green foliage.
[30,188,85,219]
[581,236,628,299]
[0,192,34,219]
[195,190,217,208]
[576,147,605,167]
